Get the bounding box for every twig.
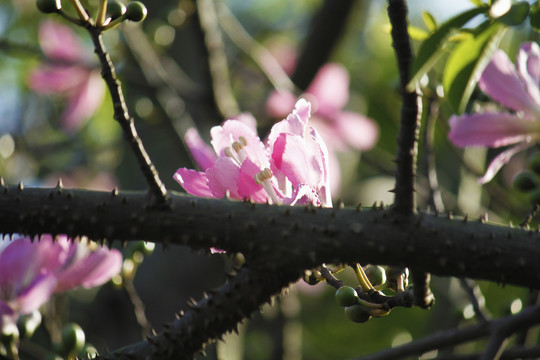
[86,27,169,205]
[354,305,540,360]
[123,277,152,338]
[459,278,489,322]
[217,3,297,93]
[520,204,540,228]
[423,97,444,212]
[196,0,240,118]
[319,265,344,289]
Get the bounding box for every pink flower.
[266,63,379,152]
[449,42,540,183]
[28,21,105,132]
[265,64,379,196]
[174,99,332,208]
[0,234,122,333]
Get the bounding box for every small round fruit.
[36,0,61,13]
[125,1,147,22]
[364,265,387,287]
[58,323,85,357]
[528,153,540,175]
[335,286,359,307]
[345,305,372,323]
[513,172,538,192]
[107,0,126,20]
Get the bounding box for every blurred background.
[0,0,538,358]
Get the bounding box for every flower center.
[255,168,282,205]
[224,136,248,166]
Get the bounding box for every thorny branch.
[86,26,169,205]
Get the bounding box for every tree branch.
[99,266,295,359]
[1,186,540,289]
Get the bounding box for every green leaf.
[408,25,429,41]
[407,7,487,91]
[469,0,486,6]
[422,11,438,32]
[443,22,505,114]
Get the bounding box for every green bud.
[531,3,540,32]
[345,305,371,323]
[363,265,387,287]
[58,323,85,358]
[529,187,540,205]
[107,0,126,20]
[17,310,42,339]
[513,172,538,192]
[528,153,540,175]
[335,286,359,307]
[125,1,147,22]
[497,2,530,26]
[36,0,61,13]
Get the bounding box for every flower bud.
[36,0,61,13]
[528,153,540,175]
[513,172,538,192]
[125,1,147,22]
[344,305,371,323]
[17,310,42,339]
[107,0,126,20]
[335,286,359,307]
[58,323,85,358]
[363,265,387,287]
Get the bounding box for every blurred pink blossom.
[266,64,379,195]
[28,21,105,132]
[0,234,122,333]
[449,42,540,183]
[175,99,332,208]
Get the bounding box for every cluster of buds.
[36,0,148,29]
[320,264,411,324]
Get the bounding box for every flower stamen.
[225,137,248,165]
[255,168,282,205]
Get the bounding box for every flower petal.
[267,99,311,148]
[184,128,216,171]
[174,168,214,198]
[335,111,379,151]
[237,159,268,202]
[283,184,321,207]
[448,112,540,148]
[62,71,105,132]
[272,133,321,189]
[55,247,122,292]
[479,49,540,116]
[39,21,85,62]
[16,272,57,314]
[206,157,241,199]
[478,142,533,184]
[306,63,349,117]
[29,66,88,94]
[210,120,269,168]
[309,128,332,207]
[265,90,297,118]
[516,42,540,108]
